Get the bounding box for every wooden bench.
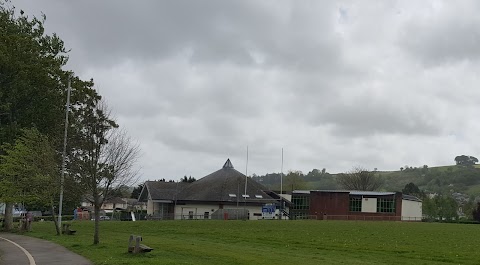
[62,223,76,235]
[128,235,153,253]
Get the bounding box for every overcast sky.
[13,1,480,181]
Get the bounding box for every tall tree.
[0,128,58,232]
[69,102,139,244]
[1,2,126,234]
[423,195,458,221]
[336,167,382,191]
[0,2,71,230]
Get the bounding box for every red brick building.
[291,190,422,221]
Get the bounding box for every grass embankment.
[27,220,480,265]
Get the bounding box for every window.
[255,195,263,199]
[292,196,309,210]
[349,197,362,212]
[229,194,237,198]
[242,195,250,198]
[377,198,395,213]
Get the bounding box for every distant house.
[291,190,422,221]
[138,159,289,220]
[81,197,145,214]
[125,198,147,211]
[101,197,128,213]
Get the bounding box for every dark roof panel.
[141,181,189,201]
[223,158,234,169]
[141,159,280,204]
[178,166,275,203]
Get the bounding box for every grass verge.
[25,220,480,265]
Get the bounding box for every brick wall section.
[309,191,350,217]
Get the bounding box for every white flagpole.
[280,148,283,194]
[244,146,248,197]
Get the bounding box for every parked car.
[91,215,110,221]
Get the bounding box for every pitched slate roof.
[178,159,276,203]
[104,197,127,204]
[140,159,278,204]
[139,181,188,202]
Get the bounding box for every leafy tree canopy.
[131,184,143,199]
[181,176,196,183]
[0,2,69,147]
[454,155,478,166]
[402,182,423,198]
[337,167,382,191]
[0,128,57,205]
[282,171,308,192]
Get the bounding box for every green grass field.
[26,220,480,265]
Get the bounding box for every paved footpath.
[0,233,92,265]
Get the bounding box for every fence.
[293,215,318,220]
[146,214,211,220]
[323,215,402,221]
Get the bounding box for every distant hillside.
[379,165,480,195]
[253,164,480,196]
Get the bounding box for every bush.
[473,202,480,222]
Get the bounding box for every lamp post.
[58,77,71,232]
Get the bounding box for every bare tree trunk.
[3,202,14,231]
[51,203,60,236]
[93,203,100,244]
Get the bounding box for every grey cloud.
[154,120,244,157]
[17,0,343,72]
[399,4,480,65]
[12,0,480,179]
[319,101,442,137]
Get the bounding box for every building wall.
[306,191,403,221]
[343,193,402,221]
[147,200,154,215]
[175,203,215,219]
[309,191,350,217]
[173,203,265,220]
[102,202,128,210]
[401,200,422,221]
[147,201,174,219]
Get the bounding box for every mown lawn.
[26,220,480,265]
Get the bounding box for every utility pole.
[58,77,71,232]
